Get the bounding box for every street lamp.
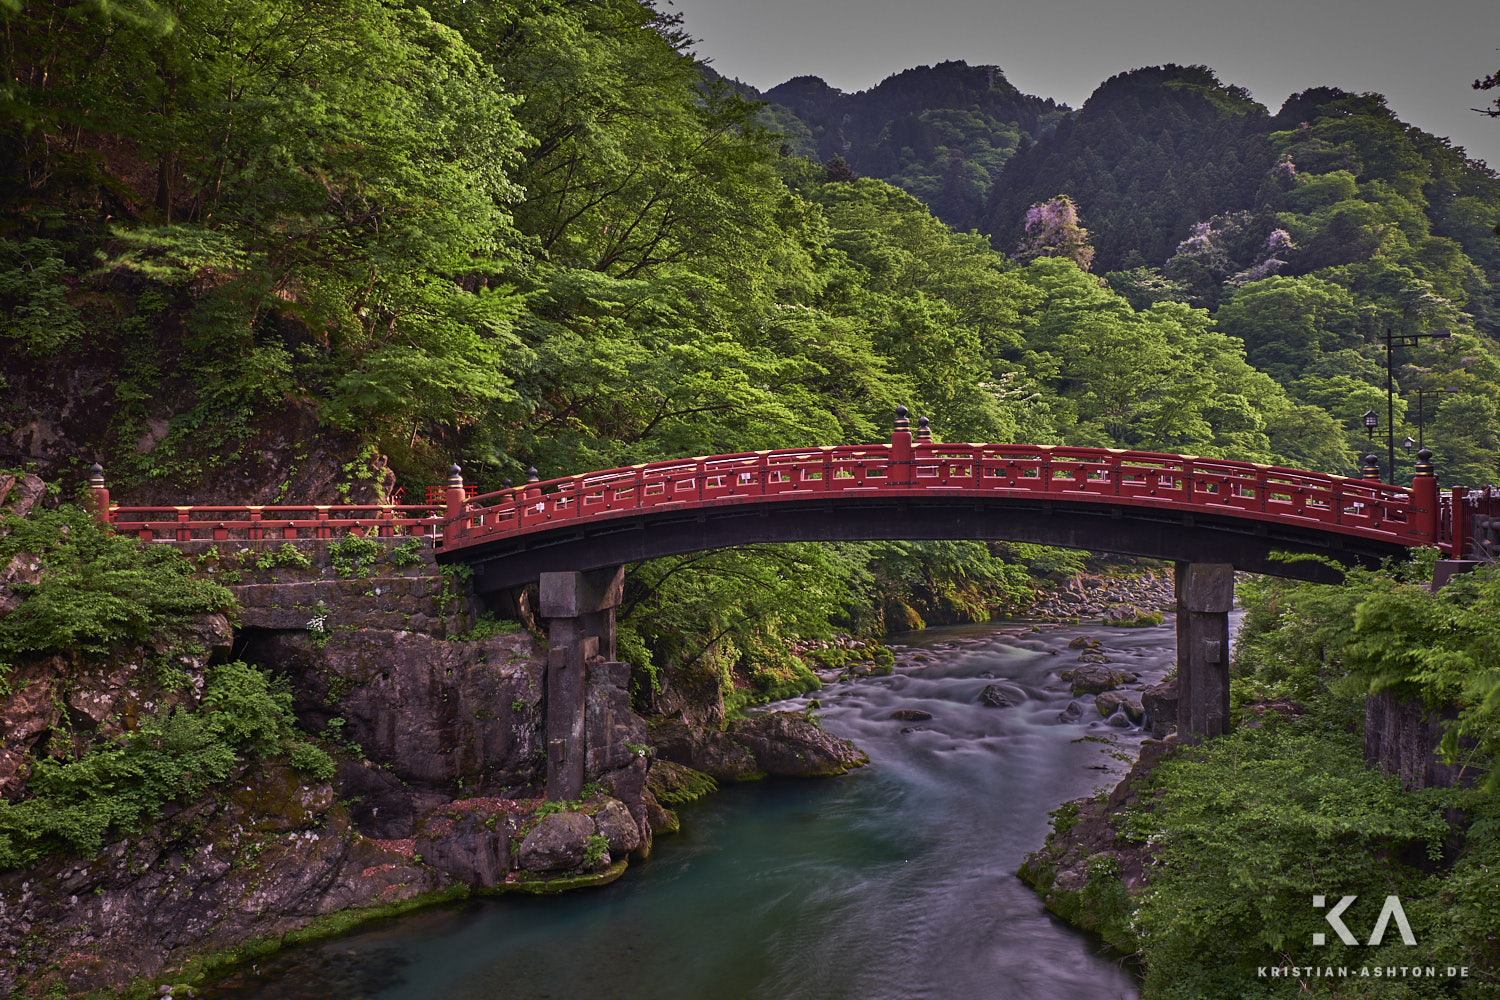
[1363,409,1379,440]
[1382,327,1451,481]
[1413,386,1461,449]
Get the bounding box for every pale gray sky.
[669,0,1500,171]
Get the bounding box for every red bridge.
[91,409,1496,590]
[85,408,1498,791]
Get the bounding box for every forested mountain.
[724,60,1065,228]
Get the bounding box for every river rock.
[648,716,762,781]
[977,683,1023,708]
[1095,691,1144,725]
[1056,699,1087,723]
[1066,636,1100,650]
[650,712,866,780]
[646,759,718,805]
[1142,678,1179,738]
[889,709,933,721]
[592,799,642,855]
[519,811,596,872]
[727,712,869,776]
[1067,664,1134,696]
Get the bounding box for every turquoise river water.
[205,618,1194,1000]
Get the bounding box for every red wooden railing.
[99,502,445,543]
[433,443,1444,552]
[89,419,1492,556]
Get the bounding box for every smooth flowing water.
[207,620,1187,1000]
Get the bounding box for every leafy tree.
[1014,195,1096,271]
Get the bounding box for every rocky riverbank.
[1025,565,1174,625]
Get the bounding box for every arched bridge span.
[436,437,1449,593]
[90,413,1498,799]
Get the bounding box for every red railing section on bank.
[89,434,1498,558]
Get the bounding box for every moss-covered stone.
[501,860,628,895]
[646,759,718,806]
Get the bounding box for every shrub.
[0,505,235,666]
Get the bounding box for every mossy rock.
[647,759,719,806]
[501,860,628,895]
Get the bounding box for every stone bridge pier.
[1175,562,1235,739]
[539,566,624,800]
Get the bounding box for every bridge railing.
[1446,485,1500,559]
[103,504,446,542]
[438,443,1432,551]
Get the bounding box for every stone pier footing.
[1175,562,1233,739]
[540,566,624,800]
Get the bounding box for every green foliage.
[327,534,381,579]
[582,833,609,868]
[253,544,311,572]
[0,505,234,664]
[450,614,521,643]
[619,543,870,710]
[0,663,323,870]
[1237,558,1500,785]
[1126,718,1452,998]
[388,537,425,568]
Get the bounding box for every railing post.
[315,506,330,539]
[444,464,466,542]
[1362,454,1381,482]
[249,509,262,541]
[1410,448,1439,545]
[1451,486,1471,559]
[176,508,190,542]
[890,406,913,486]
[88,463,111,527]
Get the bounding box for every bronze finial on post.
[916,416,932,442]
[1361,454,1381,482]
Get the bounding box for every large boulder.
[1094,691,1144,725]
[1066,664,1137,695]
[648,716,762,781]
[978,682,1025,708]
[1142,678,1179,738]
[649,712,867,780]
[726,712,868,777]
[243,629,546,835]
[518,812,596,872]
[592,799,642,855]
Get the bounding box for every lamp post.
[1382,328,1451,481]
[1413,385,1461,450]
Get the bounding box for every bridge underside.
[445,495,1411,593]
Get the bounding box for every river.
[205,618,1188,1000]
